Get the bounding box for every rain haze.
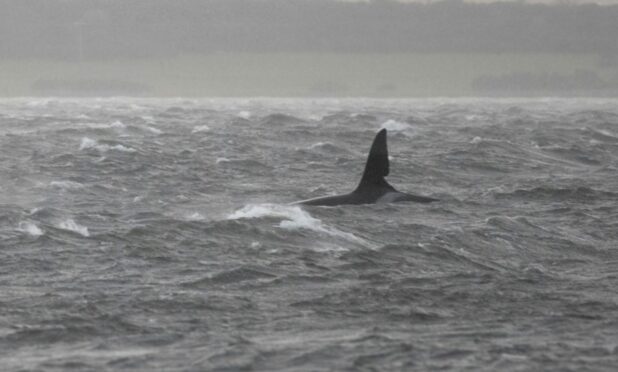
[1,1,618,371]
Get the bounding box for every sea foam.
[192,125,211,133]
[380,119,412,132]
[227,204,373,249]
[17,221,44,237]
[50,180,85,190]
[58,219,90,237]
[79,137,136,153]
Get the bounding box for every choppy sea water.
[1,98,617,371]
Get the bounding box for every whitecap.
[17,221,44,237]
[522,263,548,275]
[140,115,155,123]
[50,180,84,190]
[238,111,252,119]
[216,157,230,164]
[79,137,136,153]
[129,103,146,111]
[185,212,205,221]
[144,126,162,135]
[110,144,137,153]
[110,120,126,129]
[596,129,616,138]
[309,142,327,149]
[227,204,373,248]
[58,219,90,237]
[79,137,98,150]
[192,125,211,133]
[380,119,412,132]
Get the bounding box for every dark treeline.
[1,0,617,60]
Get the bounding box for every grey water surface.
[1,98,617,371]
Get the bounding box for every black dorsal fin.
[356,129,392,190]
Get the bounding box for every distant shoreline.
[0,53,615,98]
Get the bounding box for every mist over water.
[1,98,617,370]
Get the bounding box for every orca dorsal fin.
[356,128,392,190]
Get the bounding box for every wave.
[183,212,206,221]
[17,221,44,237]
[237,110,252,119]
[183,266,277,287]
[57,219,90,237]
[380,119,412,132]
[106,120,162,135]
[214,158,271,170]
[227,204,374,249]
[142,125,162,135]
[259,113,305,126]
[79,137,137,153]
[494,186,618,202]
[192,125,211,133]
[109,120,126,129]
[49,180,85,190]
[306,142,351,155]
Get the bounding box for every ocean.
[1,98,617,371]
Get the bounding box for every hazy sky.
[2,0,617,97]
[352,0,618,4]
[3,0,616,59]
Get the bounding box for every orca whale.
[295,129,437,206]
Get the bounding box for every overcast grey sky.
[1,0,617,97]
[369,0,618,4]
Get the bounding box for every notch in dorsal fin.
[356,128,391,189]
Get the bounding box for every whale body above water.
[295,129,438,206]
